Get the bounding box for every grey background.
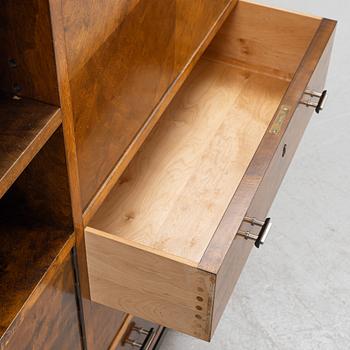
[162,0,350,349]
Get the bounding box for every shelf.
[0,126,73,338]
[0,224,72,336]
[0,95,61,199]
[89,58,289,262]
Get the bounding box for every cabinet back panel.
[0,0,59,104]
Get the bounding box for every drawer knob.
[300,89,328,113]
[237,217,272,248]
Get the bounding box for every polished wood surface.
[0,96,61,200]
[0,236,82,350]
[0,0,59,104]
[0,127,74,340]
[87,303,126,350]
[48,2,131,347]
[0,0,335,347]
[90,59,287,262]
[85,2,336,342]
[61,0,235,208]
[205,1,320,80]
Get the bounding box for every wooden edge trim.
[85,226,198,268]
[82,0,238,225]
[240,0,321,20]
[48,9,92,344]
[0,108,61,200]
[108,314,134,350]
[1,234,75,345]
[199,18,337,274]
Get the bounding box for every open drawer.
[84,1,336,341]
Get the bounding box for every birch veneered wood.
[60,0,236,208]
[89,60,288,262]
[84,2,336,341]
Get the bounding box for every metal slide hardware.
[237,217,272,248]
[123,324,156,349]
[300,89,328,113]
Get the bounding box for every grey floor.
[161,1,350,349]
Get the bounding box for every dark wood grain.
[61,0,233,208]
[0,95,61,200]
[0,236,83,350]
[0,0,59,104]
[0,126,74,340]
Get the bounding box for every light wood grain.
[205,0,320,80]
[85,228,214,341]
[82,0,238,222]
[84,2,336,344]
[90,59,288,263]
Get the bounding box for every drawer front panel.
[61,0,233,208]
[209,20,336,337]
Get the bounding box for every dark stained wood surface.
[0,0,59,104]
[48,2,128,348]
[0,95,61,200]
[0,236,83,350]
[0,126,74,341]
[89,303,126,350]
[61,0,233,208]
[82,0,237,224]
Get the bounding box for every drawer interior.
[85,0,325,341]
[87,1,321,263]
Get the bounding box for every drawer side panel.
[85,228,215,341]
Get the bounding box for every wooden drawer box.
[84,1,336,342]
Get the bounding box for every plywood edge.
[199,17,336,275]
[82,0,238,225]
[85,226,198,268]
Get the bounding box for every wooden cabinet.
[1,0,336,348]
[83,1,336,341]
